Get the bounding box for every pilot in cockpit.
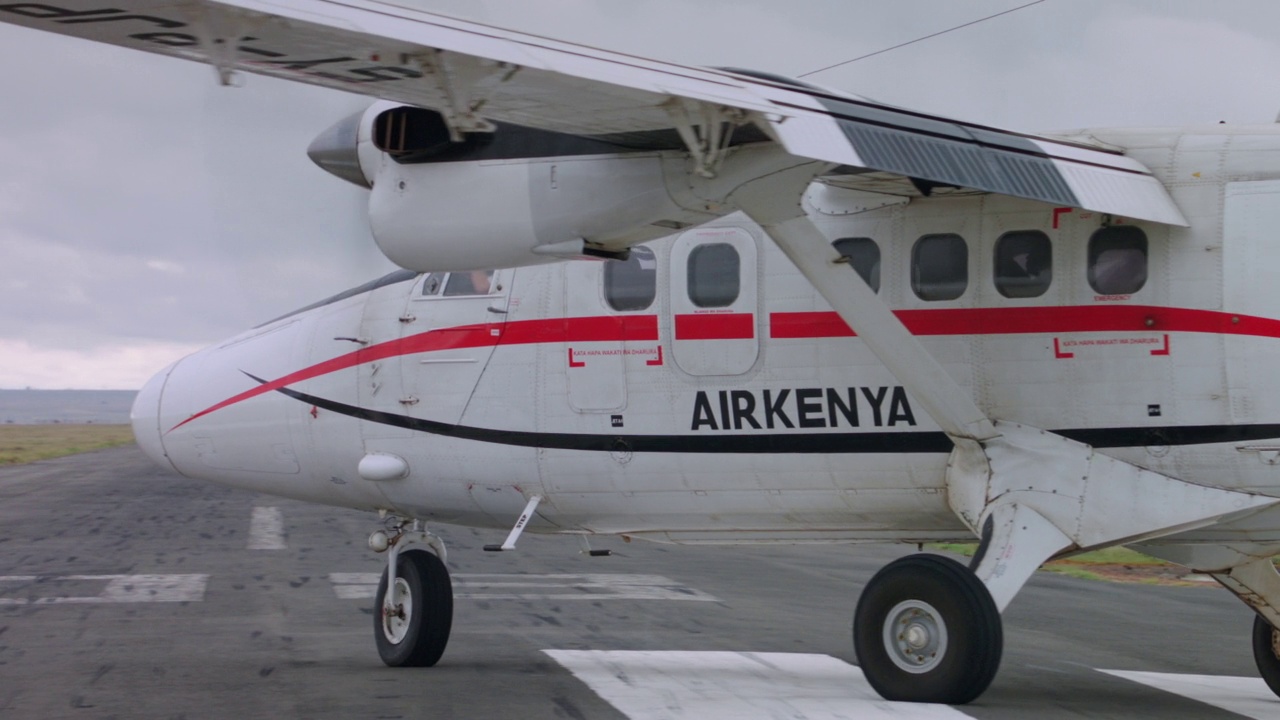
[443,269,495,296]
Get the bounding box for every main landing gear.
[1136,545,1280,702]
[1253,615,1280,698]
[853,554,1002,705]
[369,520,453,667]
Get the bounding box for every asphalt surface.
[0,445,1275,719]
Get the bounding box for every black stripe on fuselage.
[248,374,1280,454]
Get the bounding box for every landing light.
[358,452,411,482]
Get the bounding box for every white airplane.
[8,0,1280,706]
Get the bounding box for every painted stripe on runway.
[1100,670,1280,719]
[544,650,973,719]
[0,574,208,604]
[328,573,718,601]
[247,506,286,550]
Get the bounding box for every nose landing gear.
[370,519,453,667]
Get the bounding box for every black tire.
[853,554,1003,704]
[1252,614,1280,698]
[374,549,453,667]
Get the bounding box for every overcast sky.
[3,0,1280,389]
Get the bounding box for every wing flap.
[763,91,1185,225]
[0,0,1187,225]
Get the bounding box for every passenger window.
[443,269,495,296]
[1088,226,1147,295]
[994,231,1052,298]
[912,234,968,301]
[833,237,880,292]
[688,243,740,308]
[604,245,657,311]
[421,272,446,296]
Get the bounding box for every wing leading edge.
[0,0,1187,225]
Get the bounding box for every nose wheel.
[853,554,1002,704]
[374,548,453,667]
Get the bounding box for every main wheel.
[1252,615,1280,698]
[374,549,453,667]
[853,554,1003,704]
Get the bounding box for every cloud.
[145,259,185,274]
[2,0,1279,389]
[0,338,204,390]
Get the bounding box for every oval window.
[912,234,968,301]
[994,231,1052,298]
[687,243,740,308]
[1088,226,1147,295]
[604,245,658,311]
[833,237,881,293]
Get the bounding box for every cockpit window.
[443,269,496,296]
[421,272,446,296]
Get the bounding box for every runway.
[1,445,1276,719]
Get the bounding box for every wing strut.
[733,172,998,446]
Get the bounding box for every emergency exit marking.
[568,346,663,369]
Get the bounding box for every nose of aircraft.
[307,109,371,188]
[130,361,178,472]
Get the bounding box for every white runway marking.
[0,574,208,604]
[328,573,719,602]
[544,650,974,719]
[1100,670,1280,719]
[247,506,286,550]
[329,573,381,600]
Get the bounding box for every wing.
[0,0,1186,225]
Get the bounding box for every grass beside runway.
[0,424,135,465]
[929,542,1222,586]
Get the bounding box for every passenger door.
[563,245,662,412]
[669,226,759,376]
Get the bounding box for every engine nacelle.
[311,103,720,272]
[370,153,707,271]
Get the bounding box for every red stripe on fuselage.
[769,306,1280,339]
[172,305,1280,432]
[674,313,756,340]
[168,315,658,432]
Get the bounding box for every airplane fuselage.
[132,124,1280,548]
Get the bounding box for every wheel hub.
[883,599,948,674]
[382,577,413,644]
